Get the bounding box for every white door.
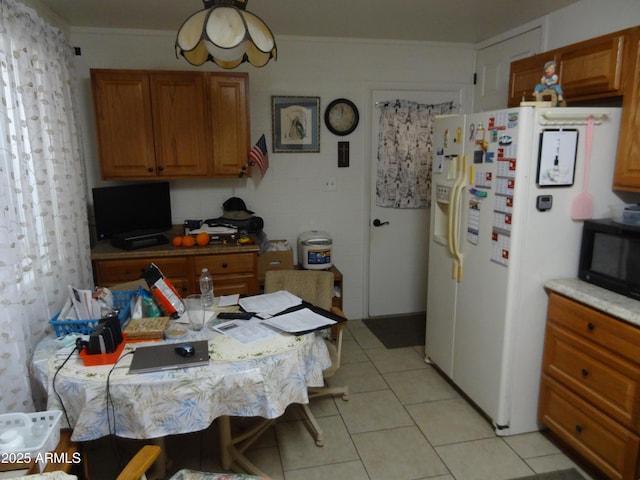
[368,89,460,317]
[474,27,542,112]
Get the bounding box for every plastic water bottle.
[199,268,214,309]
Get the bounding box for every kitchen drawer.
[192,253,255,275]
[540,375,640,480]
[213,274,258,296]
[547,292,640,364]
[543,323,640,431]
[95,257,189,283]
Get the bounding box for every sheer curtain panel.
[0,0,92,412]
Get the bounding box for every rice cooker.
[297,230,332,270]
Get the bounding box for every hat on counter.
[222,197,254,220]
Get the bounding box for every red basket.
[79,334,128,366]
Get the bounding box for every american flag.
[249,134,269,176]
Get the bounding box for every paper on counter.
[238,290,302,315]
[217,294,240,307]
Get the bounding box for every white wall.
[545,0,640,48]
[70,29,475,319]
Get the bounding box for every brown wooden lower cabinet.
[540,292,640,480]
[93,249,258,297]
[540,375,640,480]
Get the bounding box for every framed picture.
[536,128,579,187]
[272,96,320,153]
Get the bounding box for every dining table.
[31,315,332,477]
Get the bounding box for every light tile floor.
[89,319,598,480]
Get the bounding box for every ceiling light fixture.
[175,0,277,69]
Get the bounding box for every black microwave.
[578,218,640,300]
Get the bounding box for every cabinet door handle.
[581,368,589,377]
[587,322,595,331]
[147,167,154,173]
[575,424,583,434]
[158,165,164,172]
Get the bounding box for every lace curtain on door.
[0,0,92,412]
[376,100,454,208]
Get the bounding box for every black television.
[92,182,172,240]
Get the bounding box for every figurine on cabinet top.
[533,61,566,106]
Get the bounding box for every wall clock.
[324,98,359,136]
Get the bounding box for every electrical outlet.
[322,177,337,191]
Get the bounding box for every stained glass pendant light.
[176,0,277,68]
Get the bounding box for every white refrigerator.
[425,106,623,436]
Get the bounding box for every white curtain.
[376,100,454,208]
[0,0,92,412]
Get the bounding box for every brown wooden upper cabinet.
[614,27,640,192]
[509,29,627,107]
[509,26,640,192]
[91,69,250,180]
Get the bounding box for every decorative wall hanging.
[272,96,320,153]
[536,128,578,187]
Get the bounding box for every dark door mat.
[363,312,425,349]
[511,468,586,480]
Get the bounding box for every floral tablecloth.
[31,326,331,442]
[169,471,264,480]
[2,473,77,480]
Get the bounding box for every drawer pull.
[581,368,589,377]
[587,322,595,331]
[575,424,583,434]
[222,263,228,269]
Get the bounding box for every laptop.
[128,340,210,374]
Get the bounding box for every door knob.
[373,219,390,227]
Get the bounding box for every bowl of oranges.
[172,232,210,248]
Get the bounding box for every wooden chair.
[263,269,349,447]
[12,440,161,480]
[116,445,162,480]
[111,445,267,480]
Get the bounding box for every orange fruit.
[182,235,196,247]
[196,232,210,246]
[171,236,183,247]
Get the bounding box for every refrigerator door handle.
[449,154,467,281]
[447,157,459,264]
[451,155,468,282]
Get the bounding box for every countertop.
[545,278,640,328]
[91,239,259,261]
